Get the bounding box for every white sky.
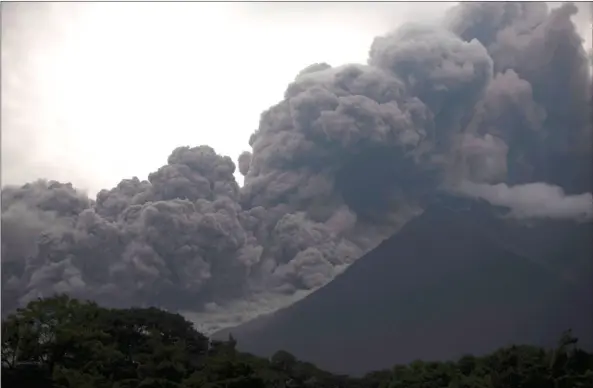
[1,2,591,197]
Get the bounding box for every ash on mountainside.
[214,196,593,375]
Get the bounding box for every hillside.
[214,195,593,376]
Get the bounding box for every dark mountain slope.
[214,196,593,376]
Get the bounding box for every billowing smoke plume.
[2,2,592,318]
[454,181,593,221]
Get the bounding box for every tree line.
[2,295,592,388]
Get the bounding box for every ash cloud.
[2,2,592,322]
[455,181,593,221]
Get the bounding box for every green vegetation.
[2,296,592,388]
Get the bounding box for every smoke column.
[2,2,592,327]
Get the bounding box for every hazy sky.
[1,2,591,196]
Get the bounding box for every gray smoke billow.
[2,2,592,320]
[455,181,593,221]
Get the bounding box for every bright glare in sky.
[1,2,451,195]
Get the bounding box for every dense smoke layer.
[2,2,592,317]
[455,181,593,221]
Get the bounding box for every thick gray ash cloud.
[2,2,592,317]
[447,2,592,190]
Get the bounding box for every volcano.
[214,194,593,376]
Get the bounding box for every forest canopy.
[2,295,592,388]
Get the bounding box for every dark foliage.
[2,296,592,388]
